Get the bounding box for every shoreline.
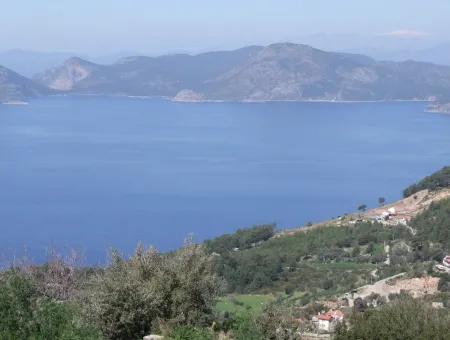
[140,94,432,104]
[48,93,433,104]
[1,100,29,105]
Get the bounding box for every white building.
[317,310,344,332]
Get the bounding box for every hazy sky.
[2,0,450,54]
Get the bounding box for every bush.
[229,313,264,340]
[335,296,450,340]
[169,326,213,340]
[438,273,450,292]
[83,243,221,340]
[256,303,302,339]
[0,270,99,340]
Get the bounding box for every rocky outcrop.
[33,57,101,91]
[143,335,164,340]
[172,89,205,102]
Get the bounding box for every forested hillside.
[404,166,450,197]
[207,222,405,295]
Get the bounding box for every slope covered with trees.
[403,166,450,197]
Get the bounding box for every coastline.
[160,95,432,104]
[426,110,450,115]
[2,100,29,105]
[42,93,435,105]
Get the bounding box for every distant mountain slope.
[0,49,146,78]
[0,49,77,78]
[353,43,450,67]
[35,46,262,97]
[34,43,450,102]
[0,65,52,102]
[34,57,107,91]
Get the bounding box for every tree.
[353,297,366,313]
[366,242,375,255]
[403,166,450,197]
[83,243,221,340]
[0,270,99,340]
[336,296,450,340]
[352,245,361,257]
[357,204,367,212]
[378,197,385,207]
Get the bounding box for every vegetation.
[210,221,406,294]
[335,296,450,340]
[215,294,274,314]
[82,243,221,340]
[168,326,213,340]
[357,204,367,212]
[404,166,450,197]
[0,243,221,340]
[411,198,450,252]
[0,270,100,340]
[2,170,450,339]
[204,224,275,254]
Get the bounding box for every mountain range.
[3,42,450,103]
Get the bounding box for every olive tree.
[83,242,222,340]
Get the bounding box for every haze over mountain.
[0,50,78,78]
[0,65,52,102]
[35,43,450,102]
[345,43,450,67]
[0,49,144,78]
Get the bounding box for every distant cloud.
[379,29,429,38]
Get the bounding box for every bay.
[1,96,449,264]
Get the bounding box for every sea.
[1,96,450,264]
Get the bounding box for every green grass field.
[215,294,274,314]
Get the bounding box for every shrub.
[336,296,450,340]
[256,303,303,339]
[229,313,264,340]
[83,243,221,340]
[438,273,450,292]
[169,326,213,340]
[0,270,99,340]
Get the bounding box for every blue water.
[1,96,450,264]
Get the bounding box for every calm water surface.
[1,96,450,264]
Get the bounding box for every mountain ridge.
[33,42,450,102]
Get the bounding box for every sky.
[1,0,450,55]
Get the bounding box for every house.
[435,255,450,273]
[443,255,450,268]
[317,309,344,332]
